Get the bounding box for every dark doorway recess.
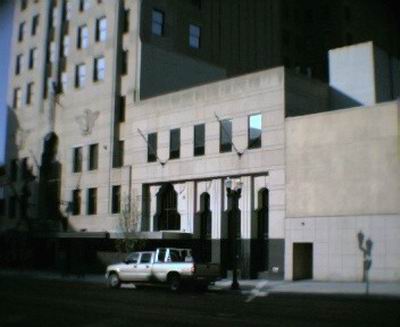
[293,242,313,280]
[251,188,269,277]
[198,192,212,262]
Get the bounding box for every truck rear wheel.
[168,274,181,292]
[107,273,121,289]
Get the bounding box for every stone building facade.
[1,0,399,281]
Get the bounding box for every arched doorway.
[154,183,180,231]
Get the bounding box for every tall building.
[0,0,399,282]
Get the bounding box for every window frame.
[111,185,121,214]
[26,82,34,105]
[96,16,107,42]
[219,119,232,153]
[189,24,201,49]
[147,132,157,162]
[151,9,165,36]
[87,187,97,215]
[248,113,262,149]
[93,56,105,82]
[31,14,40,36]
[73,146,82,173]
[75,63,86,88]
[88,143,99,170]
[169,128,181,160]
[194,123,205,156]
[72,189,81,215]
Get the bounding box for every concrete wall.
[285,101,400,281]
[286,102,400,217]
[140,41,226,99]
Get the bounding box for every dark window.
[75,64,86,87]
[121,50,128,75]
[73,147,82,172]
[123,9,130,33]
[9,196,17,219]
[118,96,125,122]
[248,114,262,149]
[88,144,98,170]
[87,188,97,215]
[113,140,124,168]
[77,25,88,49]
[189,24,201,48]
[112,185,121,214]
[79,0,89,11]
[219,119,232,153]
[72,189,81,215]
[16,54,23,75]
[194,124,205,156]
[32,14,39,35]
[18,22,25,42]
[29,48,37,69]
[21,0,27,11]
[13,88,22,109]
[93,56,105,81]
[156,183,180,230]
[140,253,152,263]
[95,16,107,42]
[152,9,164,36]
[169,129,180,159]
[10,159,18,182]
[20,157,29,180]
[26,82,34,105]
[147,133,157,162]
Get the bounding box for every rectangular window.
[73,147,82,172]
[21,0,27,11]
[29,48,37,69]
[248,114,262,149]
[113,140,124,168]
[152,9,164,36]
[75,64,86,88]
[123,9,130,33]
[189,24,201,48]
[50,42,56,63]
[26,82,34,105]
[87,188,97,215]
[88,144,98,170]
[72,189,81,215]
[13,88,22,109]
[62,36,70,56]
[31,14,39,35]
[121,50,128,75]
[65,0,72,20]
[95,17,107,42]
[147,132,157,162]
[118,96,125,122]
[80,0,90,11]
[9,196,16,219]
[77,25,89,49]
[10,159,18,182]
[93,56,105,81]
[61,72,68,92]
[16,54,23,75]
[112,185,121,214]
[169,128,180,159]
[18,22,25,42]
[194,124,205,156]
[219,119,232,153]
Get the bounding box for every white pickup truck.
[105,248,220,291]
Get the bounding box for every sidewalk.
[1,269,399,298]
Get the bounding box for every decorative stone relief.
[75,109,100,136]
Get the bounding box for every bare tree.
[115,192,146,254]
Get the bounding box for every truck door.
[119,253,139,281]
[135,252,153,281]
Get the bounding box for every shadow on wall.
[329,86,363,110]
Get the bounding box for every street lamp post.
[225,178,242,291]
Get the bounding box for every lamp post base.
[231,281,240,290]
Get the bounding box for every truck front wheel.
[107,273,121,289]
[168,274,181,292]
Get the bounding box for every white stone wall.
[285,215,400,281]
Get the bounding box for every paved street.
[0,276,399,327]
